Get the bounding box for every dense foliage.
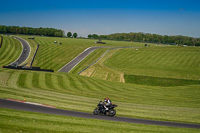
[67,32,72,37]
[73,33,78,38]
[89,32,200,46]
[0,25,65,37]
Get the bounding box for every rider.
[104,97,112,111]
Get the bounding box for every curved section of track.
[0,99,199,129]
[9,36,30,66]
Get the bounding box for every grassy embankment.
[0,35,2,47]
[0,35,22,66]
[74,46,200,86]
[21,35,149,71]
[0,69,200,124]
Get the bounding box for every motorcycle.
[93,101,118,117]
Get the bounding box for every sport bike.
[93,101,117,117]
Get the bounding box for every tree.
[54,32,62,37]
[88,34,92,38]
[67,32,72,37]
[73,33,78,38]
[92,34,99,39]
[0,25,65,37]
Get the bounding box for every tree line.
[0,25,65,37]
[88,32,200,46]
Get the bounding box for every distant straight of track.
[58,47,100,73]
[0,99,200,129]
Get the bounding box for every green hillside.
[0,35,22,66]
[19,35,152,71]
[77,46,200,85]
[104,47,200,80]
[0,69,200,124]
[0,35,200,132]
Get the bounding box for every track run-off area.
[0,99,200,129]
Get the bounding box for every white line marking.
[58,47,94,72]
[17,36,31,66]
[67,48,98,73]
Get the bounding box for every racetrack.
[58,47,100,73]
[9,36,30,66]
[0,99,199,129]
[58,46,135,73]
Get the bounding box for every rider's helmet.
[104,97,109,102]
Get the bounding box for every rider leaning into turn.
[104,97,112,111]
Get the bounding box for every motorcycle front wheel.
[109,109,116,117]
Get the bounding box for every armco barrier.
[2,66,54,72]
[30,44,39,67]
[0,36,3,48]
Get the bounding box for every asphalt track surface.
[0,99,200,129]
[59,47,100,72]
[10,36,30,66]
[59,46,136,73]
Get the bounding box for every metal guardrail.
[3,66,54,72]
[30,44,39,67]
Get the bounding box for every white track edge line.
[17,36,31,66]
[58,47,93,72]
[67,48,97,73]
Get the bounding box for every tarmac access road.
[0,99,200,129]
[9,36,30,66]
[58,47,100,73]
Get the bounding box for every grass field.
[77,46,200,85]
[104,47,200,80]
[1,108,199,133]
[0,35,2,47]
[0,69,200,124]
[0,35,22,66]
[18,35,152,71]
[1,35,200,132]
[31,36,99,71]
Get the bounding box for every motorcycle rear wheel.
[93,108,99,115]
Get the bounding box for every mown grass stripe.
[56,75,66,90]
[45,73,55,90]
[17,72,28,88]
[0,36,22,66]
[50,74,63,91]
[32,72,40,89]
[38,72,48,90]
[0,37,12,64]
